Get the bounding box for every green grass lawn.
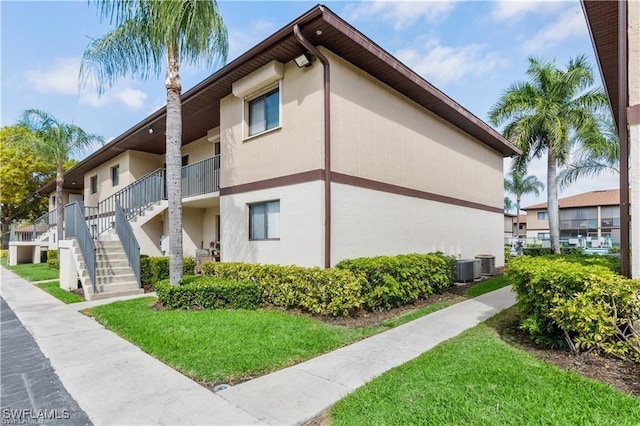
[1,259,59,282]
[36,281,83,304]
[329,324,640,425]
[464,275,510,298]
[87,298,452,385]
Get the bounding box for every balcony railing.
[9,210,57,242]
[182,155,220,198]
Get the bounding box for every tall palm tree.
[504,197,514,213]
[18,109,103,244]
[556,113,619,190]
[504,172,544,238]
[490,56,607,253]
[80,1,228,285]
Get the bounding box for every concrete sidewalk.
[1,267,516,425]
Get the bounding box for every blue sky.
[0,0,618,208]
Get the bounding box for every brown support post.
[619,0,630,277]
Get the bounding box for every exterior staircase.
[74,234,143,301]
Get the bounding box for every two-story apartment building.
[28,6,518,294]
[523,189,622,247]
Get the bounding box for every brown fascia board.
[39,4,519,194]
[581,0,618,127]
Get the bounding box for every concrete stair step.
[95,274,137,285]
[97,281,141,293]
[97,253,127,261]
[96,267,134,276]
[96,241,123,248]
[96,260,131,269]
[92,288,145,300]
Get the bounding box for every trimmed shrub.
[140,256,197,285]
[335,253,456,311]
[508,256,640,360]
[202,262,365,316]
[156,276,261,310]
[521,247,584,256]
[0,249,7,259]
[47,250,59,270]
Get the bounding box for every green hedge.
[521,247,584,256]
[335,253,456,311]
[201,262,365,316]
[155,276,261,310]
[47,250,59,270]
[140,256,197,286]
[508,256,640,361]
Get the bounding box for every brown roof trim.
[331,172,503,214]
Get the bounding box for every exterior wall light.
[148,126,154,134]
[294,52,313,68]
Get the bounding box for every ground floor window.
[249,200,280,240]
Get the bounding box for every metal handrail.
[115,199,141,287]
[94,168,166,235]
[64,202,97,294]
[182,155,220,198]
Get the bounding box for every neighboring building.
[522,189,621,247]
[512,214,527,238]
[582,1,639,277]
[504,213,516,238]
[13,6,518,296]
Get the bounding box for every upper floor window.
[248,88,279,136]
[111,165,119,187]
[249,200,280,240]
[90,175,98,194]
[537,211,548,220]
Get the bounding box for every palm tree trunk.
[166,49,183,285]
[547,152,560,253]
[56,164,64,245]
[516,197,521,238]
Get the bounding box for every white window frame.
[537,211,549,220]
[242,80,282,141]
[248,200,280,241]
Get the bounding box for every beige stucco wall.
[221,181,324,267]
[332,183,505,267]
[84,151,131,206]
[49,191,82,212]
[220,60,324,188]
[327,49,504,209]
[128,150,164,180]
[523,209,549,233]
[182,133,217,165]
[629,1,639,105]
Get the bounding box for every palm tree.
[504,197,514,213]
[504,172,544,238]
[80,1,228,285]
[556,113,619,190]
[18,109,103,244]
[490,56,607,253]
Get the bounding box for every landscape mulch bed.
[491,307,640,398]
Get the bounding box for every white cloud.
[523,7,587,53]
[395,37,505,86]
[25,57,148,110]
[228,19,277,60]
[491,0,567,23]
[346,0,455,30]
